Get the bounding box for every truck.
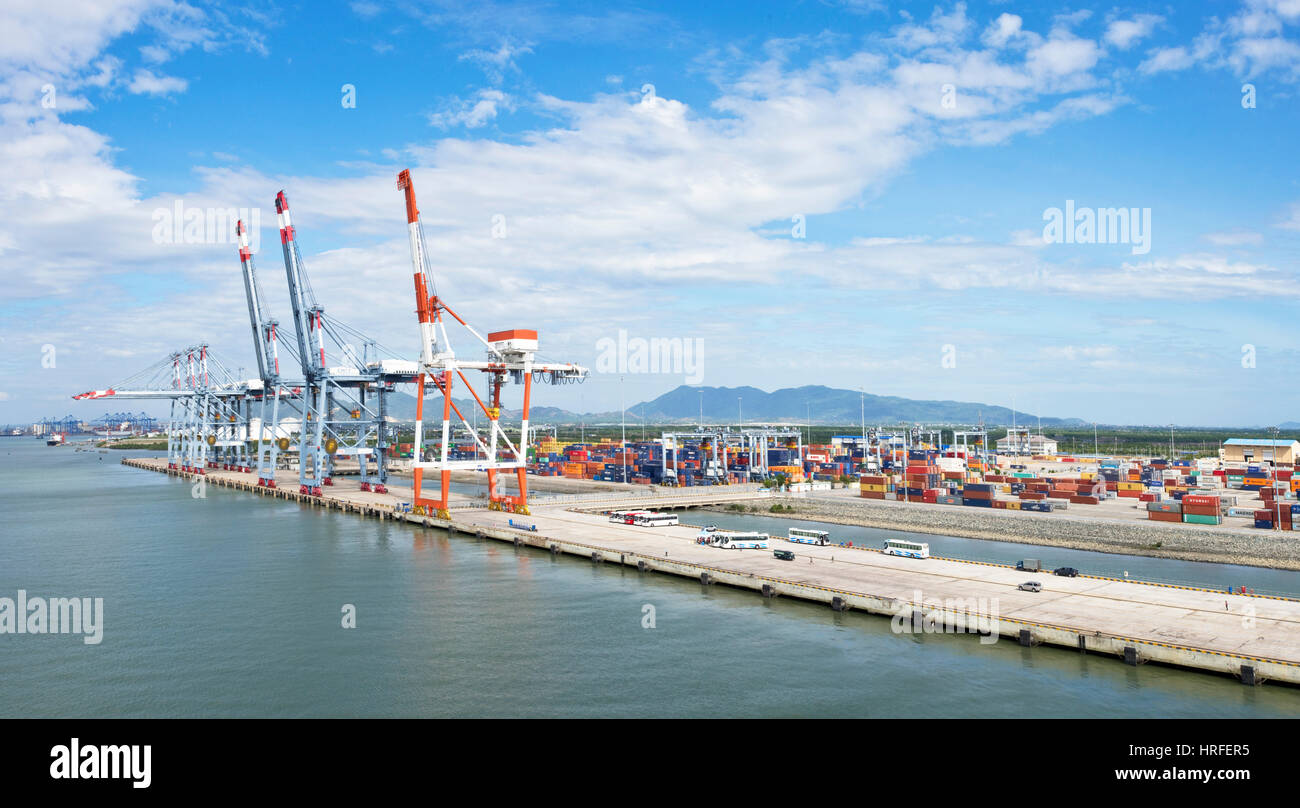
[1016,559,1041,572]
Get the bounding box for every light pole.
[1271,426,1281,531]
[620,375,627,483]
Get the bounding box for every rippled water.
[1,439,1296,717]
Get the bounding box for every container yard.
[426,431,1300,541]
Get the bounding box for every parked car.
[773,550,795,561]
[1053,566,1079,578]
[1018,581,1042,592]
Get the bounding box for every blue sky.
[2,0,1300,427]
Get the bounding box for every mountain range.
[383,384,1084,427]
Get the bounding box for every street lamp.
[1271,425,1281,531]
[620,375,627,483]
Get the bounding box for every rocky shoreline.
[703,495,1300,571]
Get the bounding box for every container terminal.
[66,169,1300,689]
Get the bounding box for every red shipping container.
[1148,511,1182,522]
[1070,495,1100,505]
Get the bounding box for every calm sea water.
[1,439,1297,718]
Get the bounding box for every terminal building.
[995,432,1058,455]
[1220,438,1300,465]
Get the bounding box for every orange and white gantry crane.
[395,169,587,517]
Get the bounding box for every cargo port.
[59,168,1300,692]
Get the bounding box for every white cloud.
[0,0,160,74]
[1009,228,1044,248]
[126,68,187,95]
[139,44,170,63]
[1027,33,1102,78]
[1139,1,1300,81]
[1105,15,1163,50]
[891,4,971,50]
[428,89,512,129]
[1139,46,1195,74]
[459,41,533,84]
[1168,254,1264,275]
[982,14,1024,49]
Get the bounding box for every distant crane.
[395,168,587,517]
[75,345,251,472]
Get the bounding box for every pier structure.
[121,456,1300,687]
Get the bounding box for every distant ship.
[46,433,65,446]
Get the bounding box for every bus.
[703,531,769,549]
[883,538,929,559]
[610,511,649,524]
[634,513,679,527]
[787,527,830,546]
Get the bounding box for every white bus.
[634,512,679,527]
[610,511,650,524]
[787,527,830,546]
[704,531,769,549]
[883,538,929,559]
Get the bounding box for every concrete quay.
[122,457,1300,687]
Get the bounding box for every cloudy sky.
[2,0,1299,427]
